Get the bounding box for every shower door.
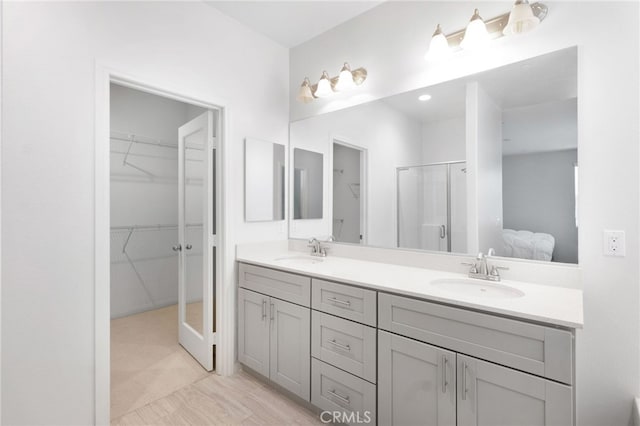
[178,111,215,371]
[397,162,466,253]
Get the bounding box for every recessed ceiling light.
[418,94,432,101]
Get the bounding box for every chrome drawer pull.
[262,300,267,321]
[328,339,351,351]
[441,355,448,393]
[462,362,468,401]
[328,297,351,307]
[328,389,350,405]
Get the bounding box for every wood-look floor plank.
[112,372,324,426]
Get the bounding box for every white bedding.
[502,229,555,261]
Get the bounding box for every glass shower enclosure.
[397,161,467,253]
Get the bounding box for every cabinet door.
[457,354,573,426]
[238,288,270,377]
[270,298,311,401]
[378,331,456,426]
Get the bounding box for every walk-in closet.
[109,83,218,419]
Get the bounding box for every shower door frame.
[396,160,466,252]
[94,64,232,425]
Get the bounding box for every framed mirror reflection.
[293,148,324,220]
[244,138,285,222]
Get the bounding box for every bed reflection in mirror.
[289,47,578,264]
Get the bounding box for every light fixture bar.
[445,2,547,49]
[298,64,368,103]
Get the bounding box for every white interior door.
[178,111,215,371]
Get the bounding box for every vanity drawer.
[312,279,376,326]
[378,293,573,385]
[239,263,310,307]
[311,358,376,426]
[311,311,376,383]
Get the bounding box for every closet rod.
[110,135,204,151]
[110,223,203,231]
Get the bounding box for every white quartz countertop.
[236,248,584,329]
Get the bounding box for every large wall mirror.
[245,138,285,222]
[289,47,578,264]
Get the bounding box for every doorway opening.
[109,83,219,420]
[331,139,366,244]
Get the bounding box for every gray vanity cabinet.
[237,262,577,426]
[238,288,270,377]
[378,331,456,426]
[238,284,311,401]
[457,354,573,426]
[269,296,311,399]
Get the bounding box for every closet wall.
[110,84,205,318]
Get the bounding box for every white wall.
[467,82,503,256]
[289,99,422,248]
[2,2,289,424]
[422,117,466,164]
[290,2,640,425]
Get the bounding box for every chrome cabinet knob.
[185,244,193,250]
[172,244,182,252]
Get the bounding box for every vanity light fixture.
[314,71,334,98]
[418,94,432,101]
[296,62,368,103]
[460,9,490,50]
[426,1,548,59]
[503,0,542,35]
[425,24,451,61]
[297,77,314,104]
[335,63,356,91]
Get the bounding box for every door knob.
[172,244,182,252]
[185,244,193,250]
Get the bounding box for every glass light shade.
[314,71,334,98]
[460,9,490,50]
[335,64,356,91]
[503,0,540,35]
[296,78,314,104]
[425,25,451,61]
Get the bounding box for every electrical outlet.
[603,230,626,257]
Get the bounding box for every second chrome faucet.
[307,237,330,257]
[462,248,509,282]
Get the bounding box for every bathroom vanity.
[236,245,583,426]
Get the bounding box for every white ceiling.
[383,47,577,124]
[205,1,383,48]
[382,47,577,155]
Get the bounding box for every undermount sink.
[430,278,525,299]
[273,255,324,265]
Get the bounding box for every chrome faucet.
[307,237,329,257]
[462,248,508,282]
